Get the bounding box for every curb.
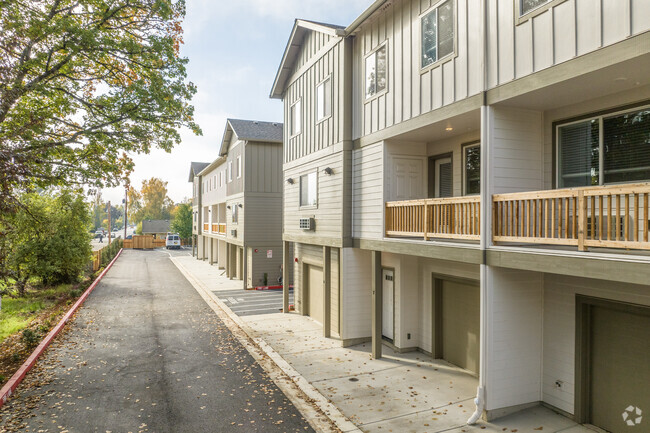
[0,249,124,408]
[171,258,361,433]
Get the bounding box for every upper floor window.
[237,156,242,179]
[300,172,317,207]
[365,44,387,98]
[228,161,233,182]
[421,0,454,69]
[520,0,547,15]
[316,77,332,121]
[557,106,650,188]
[463,143,481,195]
[290,100,301,136]
[231,204,238,223]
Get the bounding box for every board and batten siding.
[340,248,372,340]
[244,195,282,245]
[245,142,283,194]
[352,0,483,140]
[284,152,344,239]
[488,0,650,89]
[542,274,650,414]
[352,142,384,240]
[284,36,347,163]
[226,140,244,196]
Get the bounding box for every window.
[237,156,242,179]
[228,161,233,182]
[290,100,301,136]
[300,172,317,207]
[316,77,332,121]
[232,205,238,223]
[218,171,222,187]
[520,0,548,15]
[557,106,650,187]
[365,44,387,98]
[421,0,454,69]
[463,143,481,195]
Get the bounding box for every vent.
[230,229,237,237]
[299,217,315,231]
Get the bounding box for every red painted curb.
[0,248,124,408]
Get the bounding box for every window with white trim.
[299,172,317,207]
[232,205,238,224]
[228,161,233,182]
[316,77,331,121]
[290,100,301,136]
[557,106,650,188]
[421,0,454,69]
[365,44,387,98]
[463,143,481,195]
[237,156,242,178]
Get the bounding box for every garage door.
[442,280,479,375]
[307,266,324,325]
[589,304,650,432]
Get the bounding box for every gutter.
[344,0,389,35]
[197,156,226,177]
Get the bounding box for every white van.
[165,233,181,249]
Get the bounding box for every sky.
[101,0,369,205]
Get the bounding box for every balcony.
[385,196,480,241]
[203,223,209,233]
[211,223,226,235]
[493,183,650,251]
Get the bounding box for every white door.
[392,158,423,201]
[434,157,453,198]
[382,269,394,340]
[247,247,253,288]
[307,266,324,324]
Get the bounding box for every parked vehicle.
[165,233,181,249]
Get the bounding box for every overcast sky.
[101,0,368,205]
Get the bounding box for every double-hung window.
[316,77,332,121]
[421,0,455,69]
[228,161,233,182]
[557,106,650,188]
[463,143,481,195]
[300,172,318,208]
[232,205,238,224]
[290,100,301,136]
[365,44,387,98]
[237,156,242,179]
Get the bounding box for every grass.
[0,284,74,343]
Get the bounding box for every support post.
[323,246,331,338]
[225,243,231,279]
[371,250,382,359]
[578,191,587,251]
[282,241,290,313]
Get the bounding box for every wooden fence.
[385,196,481,241]
[493,183,650,251]
[122,235,165,249]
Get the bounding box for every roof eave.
[344,0,389,35]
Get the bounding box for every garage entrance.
[382,269,394,341]
[576,296,650,432]
[306,265,324,324]
[434,278,479,375]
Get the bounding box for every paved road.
[216,289,294,317]
[0,249,314,432]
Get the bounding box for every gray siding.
[352,0,483,140]
[352,142,384,240]
[226,139,244,196]
[249,247,283,288]
[244,195,282,245]
[245,142,283,194]
[488,0,650,89]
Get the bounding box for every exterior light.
[286,178,294,184]
[226,205,231,209]
[238,203,243,208]
[445,126,453,131]
[324,167,333,175]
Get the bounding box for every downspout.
[468,0,489,425]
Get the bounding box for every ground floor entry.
[306,265,324,325]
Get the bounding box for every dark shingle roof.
[188,161,210,182]
[299,19,345,30]
[228,119,283,143]
[141,220,170,234]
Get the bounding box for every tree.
[0,0,201,214]
[134,177,174,222]
[126,186,142,224]
[170,202,192,240]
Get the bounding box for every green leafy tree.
[170,202,192,240]
[0,0,201,214]
[0,189,92,295]
[131,177,174,223]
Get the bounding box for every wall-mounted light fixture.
[226,205,231,209]
[286,178,294,184]
[237,203,243,208]
[323,167,333,175]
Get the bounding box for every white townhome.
[189,119,285,289]
[272,0,650,429]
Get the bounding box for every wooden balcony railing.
[385,196,480,241]
[203,223,209,232]
[493,183,650,251]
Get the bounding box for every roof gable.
[219,119,283,155]
[188,162,210,182]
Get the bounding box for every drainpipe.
[468,0,489,425]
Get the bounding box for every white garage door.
[307,266,324,325]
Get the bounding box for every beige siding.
[292,30,335,74]
[249,247,283,288]
[246,142,283,194]
[352,0,483,140]
[489,0,650,88]
[284,37,347,163]
[201,162,227,208]
[340,248,372,340]
[284,152,344,240]
[244,195,282,245]
[352,142,384,239]
[542,274,650,414]
[226,196,244,245]
[226,140,244,196]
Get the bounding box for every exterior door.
[392,158,423,201]
[588,304,650,432]
[307,266,324,324]
[430,156,453,198]
[382,269,394,340]
[441,280,479,374]
[246,247,253,288]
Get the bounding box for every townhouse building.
[272,0,650,429]
[189,119,284,289]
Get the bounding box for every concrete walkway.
[172,255,595,433]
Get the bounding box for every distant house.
[141,220,170,239]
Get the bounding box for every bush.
[21,329,40,348]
